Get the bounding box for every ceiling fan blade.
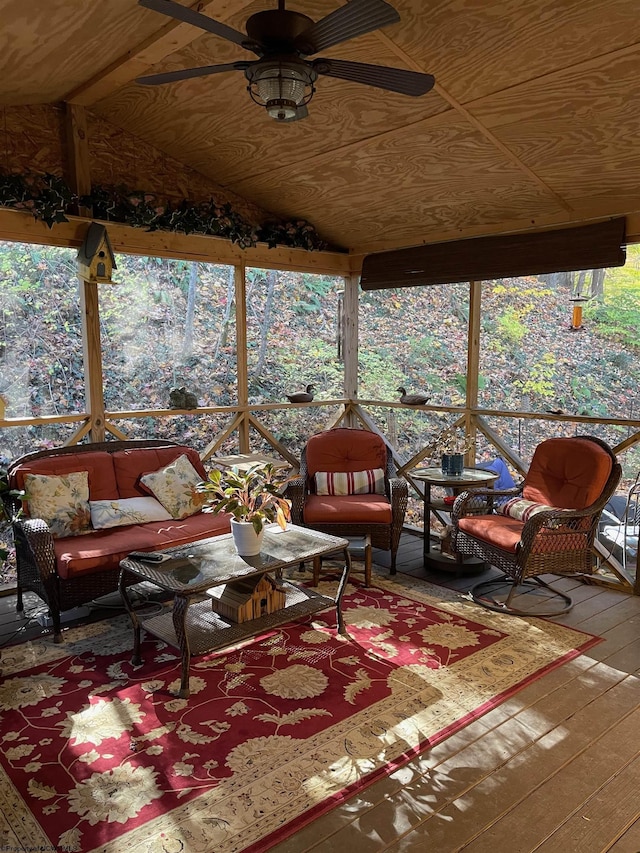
[313,58,435,96]
[137,61,250,86]
[295,0,399,55]
[138,0,250,50]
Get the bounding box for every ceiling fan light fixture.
[246,59,317,121]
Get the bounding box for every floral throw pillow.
[140,454,207,519]
[24,471,92,539]
[90,496,172,529]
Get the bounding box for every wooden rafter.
[64,0,254,107]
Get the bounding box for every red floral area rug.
[0,574,599,853]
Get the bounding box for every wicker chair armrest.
[388,476,408,501]
[520,504,597,533]
[2,493,24,521]
[13,516,58,582]
[452,486,523,521]
[285,477,306,525]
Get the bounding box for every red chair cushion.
[305,429,388,484]
[523,437,613,509]
[458,515,522,553]
[303,494,392,525]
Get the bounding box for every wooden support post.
[465,281,481,463]
[79,278,105,442]
[234,262,250,452]
[64,103,92,218]
[343,273,359,427]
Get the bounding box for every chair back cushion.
[523,437,613,509]
[305,429,388,490]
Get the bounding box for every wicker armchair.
[451,436,621,615]
[287,428,408,574]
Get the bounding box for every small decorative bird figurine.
[286,384,315,403]
[397,386,430,405]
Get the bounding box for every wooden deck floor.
[2,532,639,852]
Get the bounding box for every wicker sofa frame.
[450,436,621,613]
[287,436,408,574]
[5,439,201,641]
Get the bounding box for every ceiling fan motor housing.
[244,9,315,54]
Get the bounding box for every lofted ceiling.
[1,0,639,256]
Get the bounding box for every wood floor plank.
[531,755,640,852]
[303,669,640,853]
[455,705,640,853]
[607,817,640,852]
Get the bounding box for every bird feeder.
[570,293,588,330]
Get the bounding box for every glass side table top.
[411,467,499,487]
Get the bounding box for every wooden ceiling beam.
[0,208,351,275]
[64,0,254,107]
[372,30,574,215]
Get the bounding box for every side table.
[412,467,498,573]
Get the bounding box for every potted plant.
[431,427,474,477]
[197,463,292,556]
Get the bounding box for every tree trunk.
[591,268,606,302]
[182,262,197,358]
[213,266,236,362]
[252,270,276,377]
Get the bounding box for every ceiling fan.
[136,0,435,122]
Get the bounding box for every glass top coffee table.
[119,525,351,698]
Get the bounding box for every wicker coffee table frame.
[119,525,351,698]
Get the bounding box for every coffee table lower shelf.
[141,582,334,658]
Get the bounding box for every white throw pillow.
[24,471,92,539]
[139,454,207,519]
[90,496,172,529]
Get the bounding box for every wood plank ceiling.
[0,0,639,255]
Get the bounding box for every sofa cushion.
[314,468,385,496]
[54,512,231,579]
[111,446,207,499]
[23,471,92,539]
[90,496,172,529]
[12,450,118,501]
[139,454,208,519]
[303,493,392,525]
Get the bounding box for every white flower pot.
[231,518,265,556]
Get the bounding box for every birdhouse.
[77,222,117,283]
[209,572,287,623]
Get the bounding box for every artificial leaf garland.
[0,171,327,251]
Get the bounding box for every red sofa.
[6,440,230,642]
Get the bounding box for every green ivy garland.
[0,171,327,251]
